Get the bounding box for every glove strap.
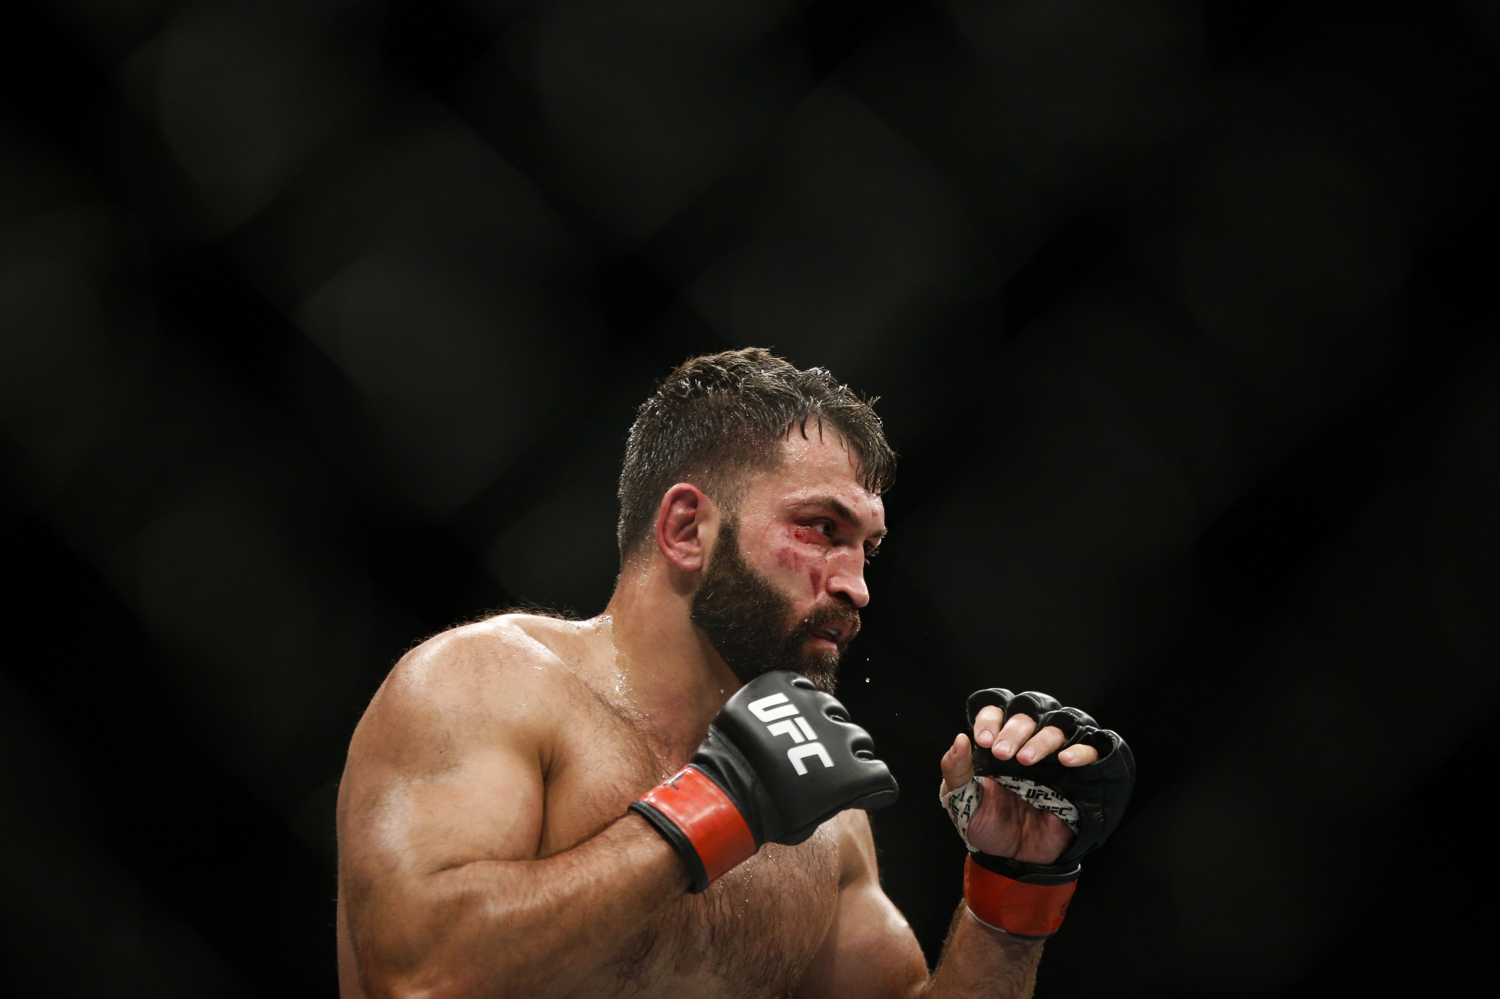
[630,765,757,894]
[963,854,1079,939]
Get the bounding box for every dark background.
[2,1,1497,996]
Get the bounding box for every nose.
[827,550,870,608]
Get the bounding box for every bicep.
[796,813,928,999]
[344,741,546,877]
[338,663,552,921]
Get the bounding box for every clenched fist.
[941,689,1134,870]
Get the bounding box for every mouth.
[796,604,861,655]
[810,625,846,649]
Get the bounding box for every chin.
[793,654,841,693]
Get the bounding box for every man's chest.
[540,706,844,997]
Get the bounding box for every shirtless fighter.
[336,348,1135,998]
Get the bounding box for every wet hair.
[617,348,896,562]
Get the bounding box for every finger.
[1058,743,1100,767]
[1016,725,1067,765]
[972,706,1004,748]
[941,733,974,794]
[992,713,1037,760]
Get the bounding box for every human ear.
[655,484,715,573]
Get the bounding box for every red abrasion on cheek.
[784,528,832,592]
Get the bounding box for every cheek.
[775,545,806,575]
[778,534,830,590]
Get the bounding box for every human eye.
[792,519,835,545]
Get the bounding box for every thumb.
[940,733,974,795]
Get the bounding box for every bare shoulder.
[348,612,603,772]
[831,808,879,888]
[796,810,926,999]
[338,615,614,899]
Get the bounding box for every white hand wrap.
[940,777,985,850]
[941,775,1081,851]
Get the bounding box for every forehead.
[740,428,885,525]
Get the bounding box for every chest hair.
[544,698,843,997]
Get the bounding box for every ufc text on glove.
[632,671,899,893]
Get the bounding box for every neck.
[597,554,741,750]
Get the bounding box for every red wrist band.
[635,766,757,889]
[963,855,1078,939]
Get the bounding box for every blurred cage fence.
[1,0,1497,995]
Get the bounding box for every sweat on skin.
[335,427,1102,999]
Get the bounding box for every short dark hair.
[617,348,896,560]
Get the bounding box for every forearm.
[920,904,1044,999]
[358,812,689,999]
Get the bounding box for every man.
[336,349,1133,998]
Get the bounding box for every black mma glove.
[632,671,898,892]
[944,688,1135,937]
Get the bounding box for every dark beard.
[690,520,859,693]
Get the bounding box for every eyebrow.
[793,495,888,541]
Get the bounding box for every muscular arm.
[921,906,1043,999]
[795,814,1041,999]
[801,695,1121,998]
[337,627,688,999]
